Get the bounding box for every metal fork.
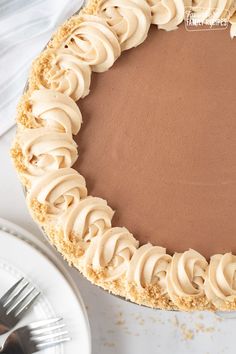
[0,318,70,354]
[0,278,40,335]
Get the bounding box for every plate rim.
[0,216,92,354]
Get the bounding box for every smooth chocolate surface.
[74,25,236,259]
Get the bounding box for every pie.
[12,0,236,311]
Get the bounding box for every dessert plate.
[0,217,91,354]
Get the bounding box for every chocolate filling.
[74,24,236,259]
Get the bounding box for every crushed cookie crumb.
[103,342,115,348]
[10,144,26,173]
[29,49,55,92]
[195,323,215,334]
[46,226,85,261]
[180,324,194,341]
[127,282,176,310]
[30,199,48,223]
[16,93,36,128]
[48,15,83,49]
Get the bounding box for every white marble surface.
[0,0,84,135]
[1,129,236,354]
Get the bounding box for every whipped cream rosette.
[62,14,121,72]
[84,227,138,281]
[127,244,172,292]
[16,127,78,178]
[30,89,82,135]
[167,249,209,309]
[230,11,236,37]
[61,196,114,242]
[147,0,185,30]
[97,0,151,50]
[44,51,91,101]
[185,0,236,23]
[204,253,236,310]
[27,168,87,218]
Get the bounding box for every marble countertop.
[0,128,235,354]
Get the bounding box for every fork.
[0,318,70,354]
[0,278,40,335]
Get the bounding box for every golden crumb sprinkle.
[173,295,214,311]
[10,144,26,173]
[30,199,48,223]
[127,283,176,310]
[29,50,55,92]
[46,226,85,261]
[16,93,37,128]
[48,15,83,49]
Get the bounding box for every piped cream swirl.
[63,15,121,72]
[147,0,185,31]
[27,168,87,216]
[204,253,236,309]
[43,51,91,101]
[167,249,208,305]
[186,0,236,23]
[17,127,78,177]
[230,11,236,38]
[84,227,139,281]
[127,243,171,292]
[98,0,151,50]
[30,89,82,135]
[62,196,114,242]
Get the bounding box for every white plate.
[0,217,91,354]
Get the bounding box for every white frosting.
[43,51,91,101]
[84,227,139,281]
[62,196,114,241]
[127,243,171,292]
[204,253,236,309]
[98,0,151,50]
[167,249,208,304]
[147,0,185,31]
[230,12,236,38]
[27,168,87,216]
[30,89,82,135]
[186,0,236,23]
[63,15,121,72]
[17,127,78,177]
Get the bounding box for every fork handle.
[1,347,24,354]
[1,346,24,354]
[0,325,10,336]
[0,338,24,354]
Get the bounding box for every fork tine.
[4,281,29,308]
[29,317,62,330]
[0,278,24,303]
[6,286,35,314]
[33,330,69,342]
[36,336,70,350]
[31,323,65,336]
[15,291,40,317]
